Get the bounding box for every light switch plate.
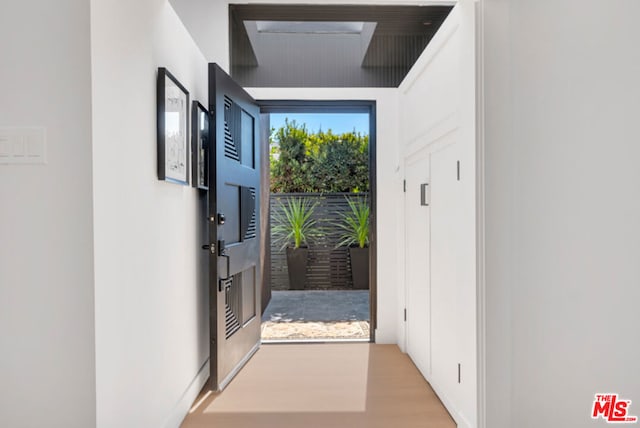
[0,127,47,164]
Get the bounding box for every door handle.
[420,183,429,206]
[219,254,231,292]
[218,240,231,290]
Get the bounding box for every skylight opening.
[254,21,366,34]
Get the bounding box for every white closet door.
[404,154,431,376]
[430,141,463,405]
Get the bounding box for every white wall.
[169,0,230,71]
[481,1,640,427]
[0,1,96,427]
[247,87,401,344]
[478,2,512,427]
[90,1,212,427]
[398,2,477,426]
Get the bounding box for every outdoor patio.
[261,290,370,341]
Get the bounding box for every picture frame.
[191,101,210,190]
[157,67,190,185]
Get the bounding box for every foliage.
[271,198,319,250]
[335,197,370,248]
[270,119,369,193]
[270,120,312,193]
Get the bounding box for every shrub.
[270,120,369,193]
[271,198,319,249]
[335,197,370,248]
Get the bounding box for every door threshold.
[261,338,371,345]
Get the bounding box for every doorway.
[258,101,377,343]
[194,2,478,426]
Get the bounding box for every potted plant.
[337,197,370,289]
[272,198,318,290]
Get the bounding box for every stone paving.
[261,321,370,340]
[261,290,370,341]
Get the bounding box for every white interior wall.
[0,1,96,427]
[90,1,213,427]
[478,2,512,427]
[398,2,477,427]
[168,0,230,71]
[481,1,640,427]
[247,87,401,344]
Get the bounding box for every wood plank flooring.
[181,344,455,428]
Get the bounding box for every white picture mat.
[164,81,188,183]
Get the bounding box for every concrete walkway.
[261,290,370,341]
[262,290,370,323]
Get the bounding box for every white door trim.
[475,1,486,427]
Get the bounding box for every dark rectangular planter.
[286,247,309,290]
[349,246,369,290]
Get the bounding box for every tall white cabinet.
[399,2,477,427]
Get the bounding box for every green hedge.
[270,120,369,193]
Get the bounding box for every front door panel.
[209,64,261,391]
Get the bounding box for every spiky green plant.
[272,198,319,250]
[336,197,369,248]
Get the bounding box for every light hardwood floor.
[181,344,455,428]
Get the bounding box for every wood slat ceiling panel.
[231,5,451,34]
[229,4,453,87]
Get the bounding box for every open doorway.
[258,101,377,343]
[177,1,477,425]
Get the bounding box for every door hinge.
[403,179,406,193]
[404,308,407,322]
[457,161,460,181]
[458,363,461,383]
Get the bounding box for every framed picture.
[157,67,189,185]
[191,101,210,190]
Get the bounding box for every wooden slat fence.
[270,192,368,290]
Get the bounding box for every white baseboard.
[428,378,473,428]
[164,359,210,428]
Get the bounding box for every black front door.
[208,64,261,391]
